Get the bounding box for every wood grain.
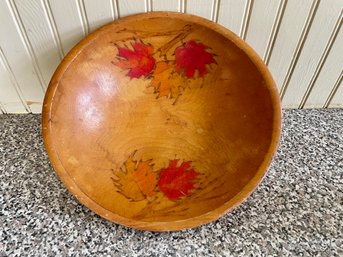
[42,12,281,231]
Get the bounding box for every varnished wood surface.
[42,12,281,231]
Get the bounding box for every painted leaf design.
[158,160,198,201]
[175,40,215,78]
[114,42,156,79]
[150,61,187,99]
[113,154,157,201]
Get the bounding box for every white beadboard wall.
[0,0,342,113]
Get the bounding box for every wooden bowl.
[42,12,281,231]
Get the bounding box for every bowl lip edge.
[42,11,282,232]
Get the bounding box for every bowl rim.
[42,11,282,232]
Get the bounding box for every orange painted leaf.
[113,154,157,201]
[114,42,156,79]
[175,40,215,78]
[158,160,198,201]
[150,61,187,99]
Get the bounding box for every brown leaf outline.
[112,153,157,201]
[149,61,187,99]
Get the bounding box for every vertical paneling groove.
[115,0,121,17]
[185,0,213,19]
[83,0,116,32]
[0,0,342,112]
[181,0,187,13]
[245,0,282,58]
[149,0,152,12]
[7,0,46,92]
[324,71,343,108]
[76,0,89,36]
[152,0,178,11]
[110,0,119,20]
[279,0,320,99]
[263,0,286,65]
[0,48,30,112]
[47,0,84,54]
[117,0,146,17]
[217,0,246,35]
[211,0,219,22]
[145,0,152,12]
[239,0,253,40]
[299,10,343,108]
[42,0,64,58]
[0,103,5,114]
[178,0,184,12]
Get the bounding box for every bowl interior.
[43,13,280,230]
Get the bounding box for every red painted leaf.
[114,42,156,78]
[158,160,198,201]
[175,40,215,78]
